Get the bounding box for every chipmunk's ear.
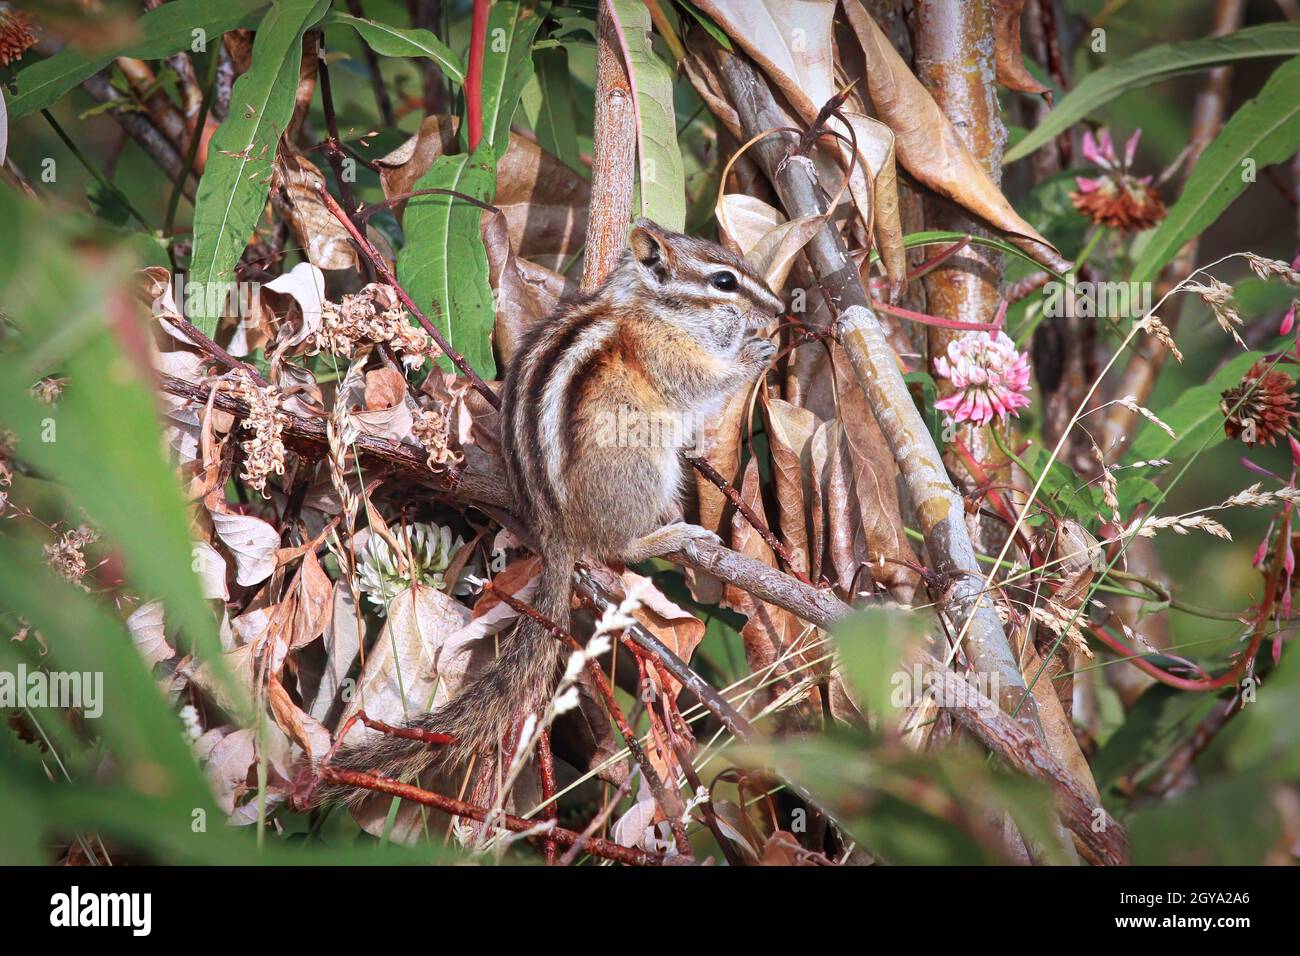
[629,219,674,282]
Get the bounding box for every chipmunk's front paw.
[741,336,777,370]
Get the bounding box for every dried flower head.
[1221,360,1298,447]
[933,331,1032,426]
[1186,277,1244,346]
[411,401,463,473]
[1245,253,1300,286]
[30,376,68,405]
[44,525,99,587]
[311,284,440,369]
[1135,313,1183,363]
[0,9,36,67]
[224,370,285,496]
[1070,128,1166,231]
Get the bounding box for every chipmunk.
[323,219,783,804]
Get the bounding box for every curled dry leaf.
[991,0,1051,98]
[192,539,229,600]
[716,193,825,291]
[763,398,817,576]
[692,0,907,290]
[482,207,570,368]
[1037,519,1102,613]
[686,386,750,605]
[305,581,363,724]
[612,793,672,853]
[722,458,822,726]
[125,599,175,667]
[261,261,326,359]
[275,548,333,651]
[839,1,1068,273]
[337,583,473,750]
[269,676,332,763]
[272,145,359,271]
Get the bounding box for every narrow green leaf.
[396,145,498,379]
[187,0,330,335]
[608,0,685,230]
[1005,24,1300,163]
[675,0,732,51]
[1131,56,1300,285]
[0,540,216,811]
[325,11,464,83]
[525,46,582,172]
[7,0,268,119]
[470,1,546,159]
[872,230,1070,279]
[0,193,240,712]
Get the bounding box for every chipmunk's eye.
[709,271,739,291]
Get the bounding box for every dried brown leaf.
[840,0,1068,273]
[992,0,1051,97]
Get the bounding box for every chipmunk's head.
[613,218,785,354]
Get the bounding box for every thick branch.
[926,658,1129,866]
[714,49,1045,738]
[583,1,638,290]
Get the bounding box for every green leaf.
[834,607,930,720]
[524,46,582,172]
[187,0,330,335]
[470,2,546,160]
[675,0,732,51]
[608,0,685,229]
[1129,351,1264,462]
[1091,685,1215,792]
[0,540,216,811]
[1005,23,1300,163]
[1130,771,1279,865]
[0,193,241,714]
[7,0,268,119]
[325,11,464,84]
[396,145,498,379]
[875,230,1070,280]
[1130,56,1300,285]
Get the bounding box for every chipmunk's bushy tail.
[318,548,574,809]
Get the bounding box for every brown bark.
[582,2,638,291]
[911,0,1011,554]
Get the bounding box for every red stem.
[466,0,490,152]
[320,766,662,865]
[313,182,500,409]
[537,728,559,865]
[871,298,1003,332]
